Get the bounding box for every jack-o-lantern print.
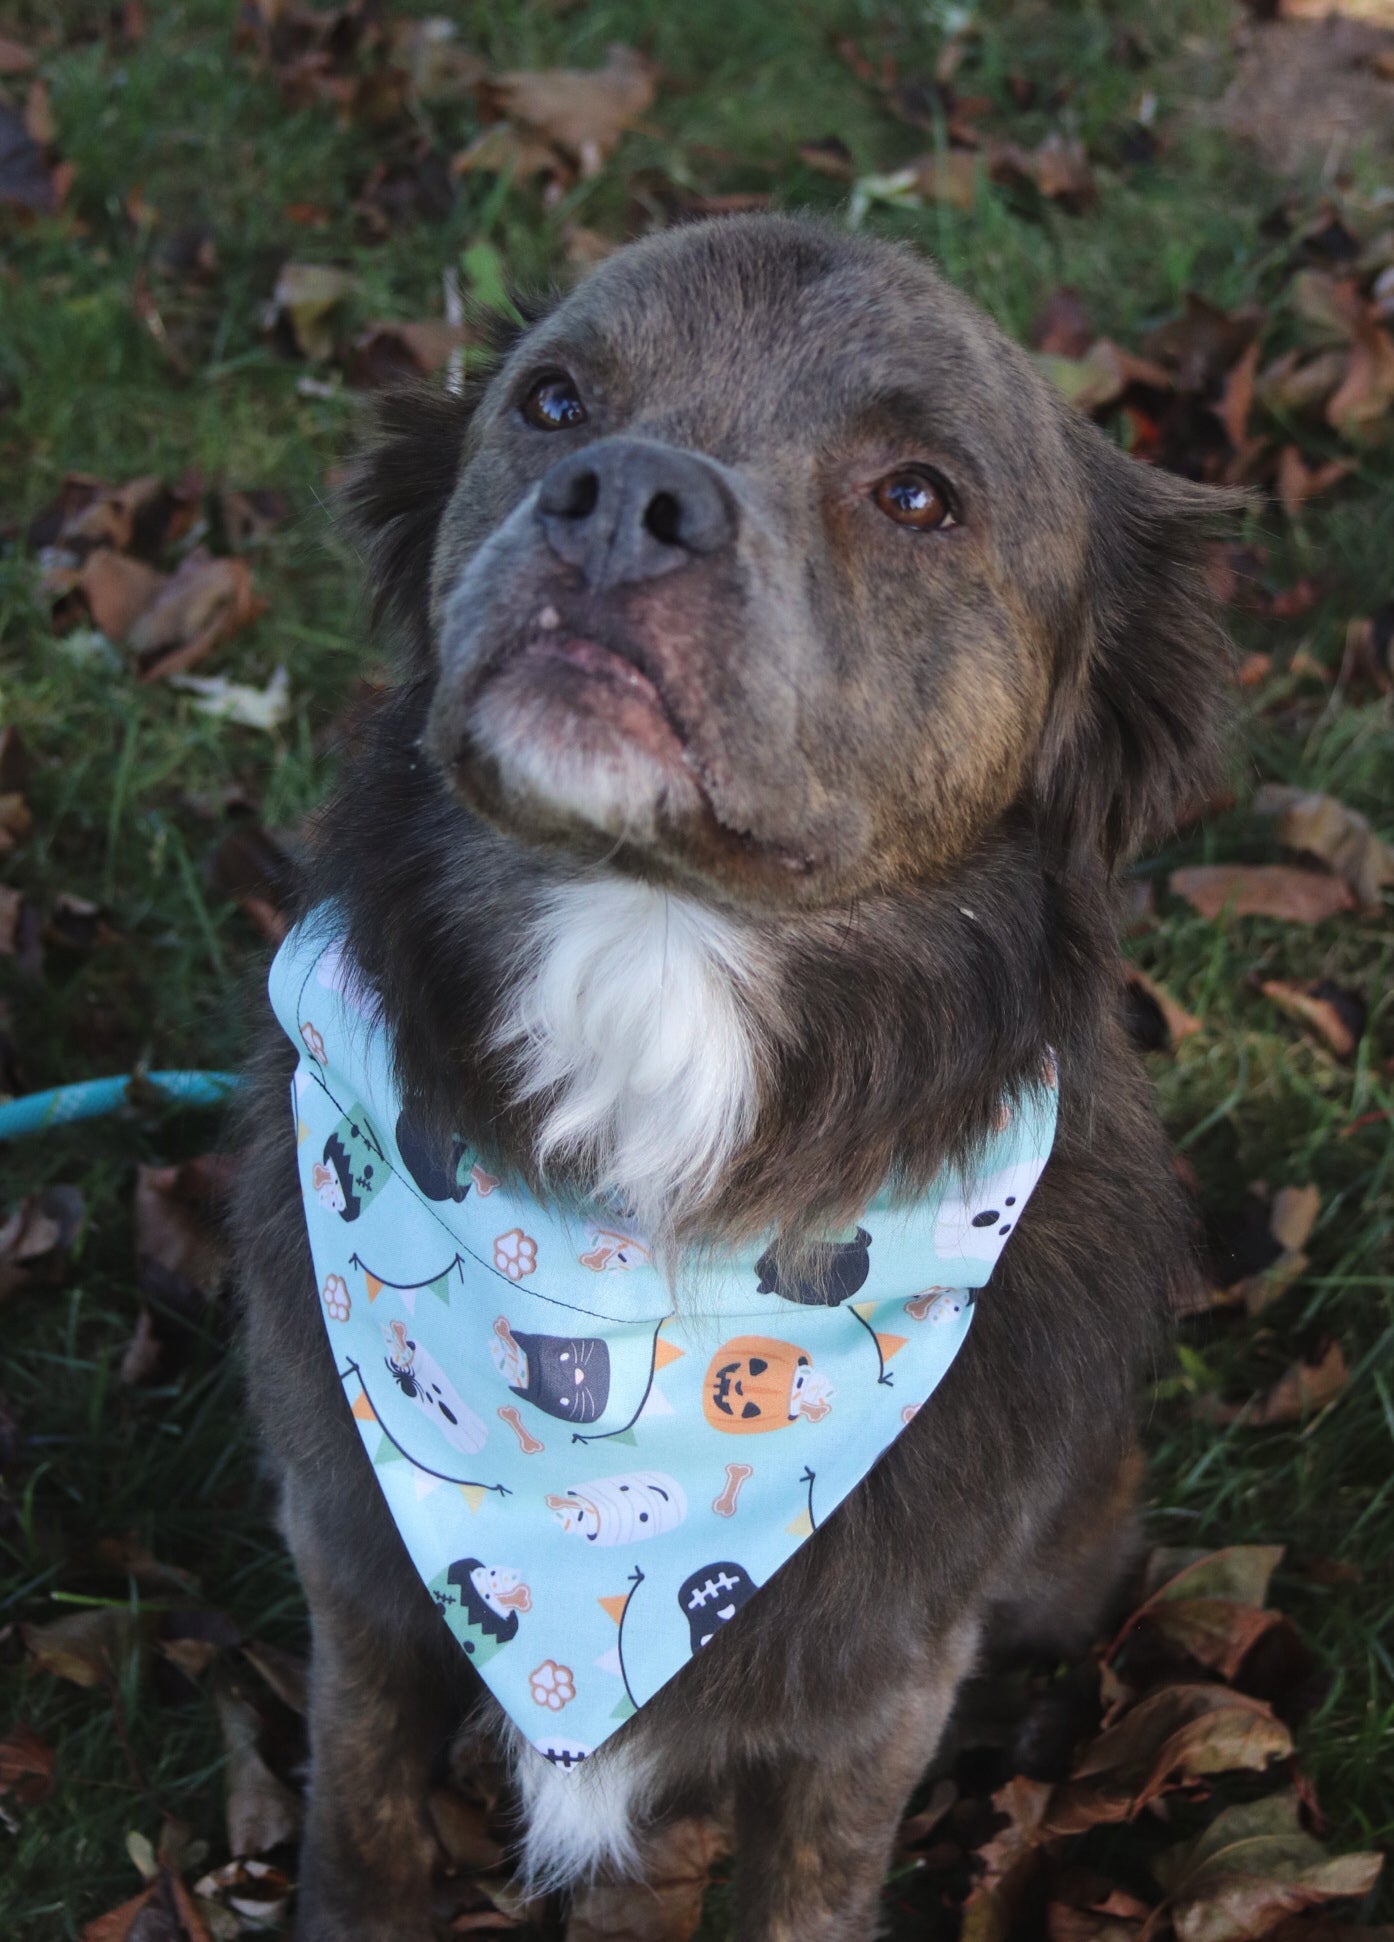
[703,1335,834,1434]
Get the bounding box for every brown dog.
[233,214,1236,1940]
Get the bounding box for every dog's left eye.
[521,373,588,431]
[872,467,958,532]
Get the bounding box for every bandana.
[270,911,1057,1772]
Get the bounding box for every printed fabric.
[269,910,1058,1772]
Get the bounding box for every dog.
[233,213,1237,1940]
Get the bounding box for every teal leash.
[0,1071,243,1140]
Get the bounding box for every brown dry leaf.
[0,1184,85,1299]
[453,120,565,183]
[347,317,469,387]
[0,1723,55,1810]
[1252,1342,1350,1425]
[267,261,358,359]
[1031,133,1096,208]
[1258,346,1349,415]
[910,148,979,210]
[1170,865,1355,924]
[1146,295,1264,395]
[1032,288,1094,359]
[1326,307,1394,438]
[797,135,857,179]
[134,1153,236,1309]
[1214,340,1262,449]
[0,35,36,74]
[1260,979,1367,1058]
[1275,445,1351,513]
[22,1606,142,1688]
[480,44,658,178]
[71,551,167,640]
[80,1871,213,1942]
[1037,340,1173,415]
[566,1817,727,1941]
[215,1681,302,1857]
[1055,1683,1293,1827]
[1123,965,1203,1052]
[1209,1184,1320,1318]
[0,101,63,217]
[1111,1546,1287,1680]
[29,471,199,561]
[240,1638,308,1716]
[128,548,266,681]
[1251,783,1394,906]
[1154,1792,1384,1942]
[191,1858,293,1936]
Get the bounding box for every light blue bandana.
[269,910,1057,1771]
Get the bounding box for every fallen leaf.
[1155,1792,1384,1942]
[0,1183,85,1299]
[1214,340,1262,447]
[22,1606,142,1688]
[167,666,291,732]
[0,101,59,217]
[1037,340,1173,414]
[1169,865,1355,923]
[67,551,167,640]
[346,317,469,387]
[240,1639,308,1716]
[213,487,288,551]
[215,1681,302,1857]
[191,1858,293,1935]
[479,44,658,178]
[1111,1546,1287,1679]
[128,548,266,681]
[566,1816,728,1942]
[1032,289,1095,358]
[1122,965,1203,1052]
[80,1871,213,1942]
[1030,132,1096,208]
[1251,784,1394,906]
[797,135,857,179]
[265,261,358,359]
[1055,1683,1293,1826]
[1146,294,1264,394]
[1203,1341,1350,1427]
[211,825,299,941]
[452,120,563,183]
[1260,979,1367,1058]
[0,1723,55,1809]
[1275,445,1351,513]
[1326,311,1394,438]
[908,148,979,210]
[0,35,36,74]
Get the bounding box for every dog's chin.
[429,636,711,862]
[428,632,857,897]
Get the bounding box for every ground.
[0,1,1390,1938]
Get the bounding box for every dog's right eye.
[521,373,587,431]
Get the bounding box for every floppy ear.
[1033,420,1247,867]
[338,383,479,669]
[338,304,550,669]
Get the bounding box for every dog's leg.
[731,1621,979,1942]
[986,1440,1145,1662]
[287,1503,460,1941]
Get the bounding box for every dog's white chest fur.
[495,876,761,1241]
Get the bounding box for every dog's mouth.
[434,607,827,887]
[510,627,691,769]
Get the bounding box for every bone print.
[712,1462,754,1518]
[499,1404,545,1455]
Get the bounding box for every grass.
[1,0,1391,1934]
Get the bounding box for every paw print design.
[529,1659,575,1712]
[495,1228,538,1281]
[300,1021,327,1065]
[321,1273,351,1322]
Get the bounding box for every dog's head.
[348,216,1238,906]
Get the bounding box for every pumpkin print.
[703,1335,834,1434]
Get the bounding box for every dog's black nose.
[536,437,736,591]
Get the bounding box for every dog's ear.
[339,303,550,667]
[1033,419,1247,868]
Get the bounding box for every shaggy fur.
[233,214,1239,1940]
